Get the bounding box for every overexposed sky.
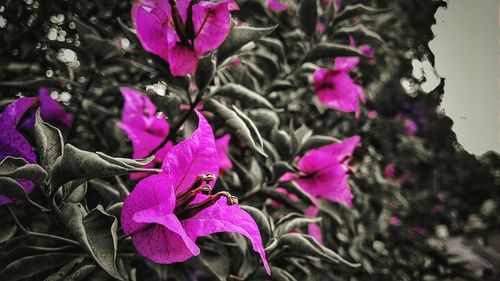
[430,0,500,155]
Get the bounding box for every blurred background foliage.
[0,0,498,280]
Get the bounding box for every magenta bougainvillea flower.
[313,38,373,116]
[132,0,234,76]
[215,134,232,172]
[120,87,172,179]
[403,118,418,136]
[0,97,38,205]
[383,164,396,179]
[313,69,366,116]
[390,216,401,226]
[267,0,288,12]
[20,88,74,135]
[280,135,361,207]
[121,111,270,272]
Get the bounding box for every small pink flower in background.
[313,68,365,116]
[404,118,418,136]
[367,110,378,119]
[316,21,326,33]
[383,164,396,179]
[121,111,270,273]
[270,187,299,209]
[280,136,361,207]
[119,87,172,179]
[215,134,233,172]
[390,216,401,226]
[410,225,428,236]
[132,0,234,76]
[267,0,289,12]
[0,97,38,205]
[431,204,445,214]
[305,206,323,244]
[334,36,373,72]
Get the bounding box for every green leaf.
[299,0,318,36]
[334,4,390,23]
[297,135,338,155]
[277,233,360,267]
[0,225,17,243]
[63,264,97,281]
[0,156,48,185]
[274,213,321,237]
[34,110,64,178]
[218,25,278,63]
[63,182,88,203]
[303,42,366,62]
[204,99,267,157]
[61,203,122,280]
[0,177,28,201]
[191,247,230,281]
[210,83,275,110]
[271,161,296,182]
[240,205,272,245]
[43,257,85,281]
[232,106,266,155]
[257,37,285,62]
[195,54,216,90]
[0,253,77,281]
[106,202,123,219]
[335,24,385,44]
[51,144,155,187]
[0,77,64,89]
[88,179,120,202]
[270,127,292,158]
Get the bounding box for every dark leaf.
[0,177,29,201]
[43,257,85,281]
[195,55,216,90]
[0,225,17,243]
[211,83,275,110]
[299,0,318,36]
[64,182,88,203]
[0,156,48,185]
[240,205,272,245]
[0,253,77,281]
[218,25,278,63]
[335,4,391,23]
[274,213,321,237]
[51,144,155,187]
[61,203,122,280]
[34,110,64,178]
[335,24,385,44]
[64,264,97,281]
[204,99,267,157]
[303,42,366,62]
[297,135,338,155]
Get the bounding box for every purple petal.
[38,88,74,134]
[0,98,37,205]
[305,206,323,244]
[313,69,364,113]
[192,1,231,56]
[267,0,289,12]
[215,134,232,172]
[313,135,361,163]
[161,111,219,194]
[167,45,199,76]
[183,198,271,274]
[132,0,174,63]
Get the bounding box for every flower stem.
[5,205,80,246]
[148,90,205,157]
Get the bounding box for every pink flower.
[20,88,74,135]
[121,111,270,273]
[313,68,365,116]
[404,118,418,136]
[390,216,401,226]
[267,0,289,12]
[316,21,326,33]
[383,164,396,179]
[334,37,373,72]
[279,136,361,207]
[0,97,38,205]
[119,87,172,179]
[367,110,378,119]
[410,225,428,236]
[132,0,234,76]
[215,134,232,172]
[398,170,411,185]
[431,205,445,214]
[305,206,323,244]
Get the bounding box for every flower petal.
[121,174,176,235]
[313,69,363,113]
[132,0,174,62]
[131,215,200,263]
[305,206,323,244]
[215,134,232,172]
[167,45,199,76]
[267,0,289,12]
[183,198,271,274]
[161,111,219,194]
[192,1,231,56]
[39,88,74,134]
